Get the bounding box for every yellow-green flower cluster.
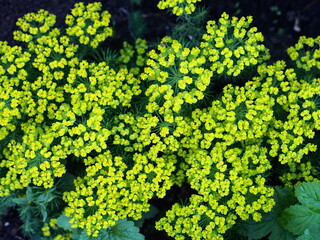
[0,0,141,217]
[0,34,141,196]
[141,12,270,125]
[142,36,213,121]
[2,2,320,239]
[62,111,184,236]
[156,56,320,238]
[156,194,236,240]
[0,54,142,193]
[253,61,320,186]
[13,9,57,44]
[156,75,276,239]
[0,42,30,141]
[201,12,269,76]
[157,0,202,16]
[118,38,148,75]
[0,3,161,238]
[41,218,61,237]
[65,2,112,48]
[287,35,320,72]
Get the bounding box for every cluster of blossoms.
[141,12,269,124]
[65,2,113,48]
[0,2,160,238]
[157,0,203,16]
[156,58,320,239]
[62,111,186,236]
[257,62,320,186]
[287,35,320,72]
[141,36,213,120]
[201,12,270,77]
[156,66,276,239]
[1,1,320,240]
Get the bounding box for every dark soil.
[0,0,320,239]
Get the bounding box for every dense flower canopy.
[0,1,320,240]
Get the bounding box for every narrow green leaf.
[28,233,44,240]
[0,196,15,217]
[11,197,28,205]
[295,182,320,211]
[26,186,33,200]
[36,191,56,204]
[40,204,48,222]
[282,205,320,235]
[36,194,46,203]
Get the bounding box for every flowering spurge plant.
[0,1,320,240]
[156,59,320,239]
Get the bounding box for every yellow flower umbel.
[201,12,269,77]
[254,61,320,186]
[157,0,202,16]
[13,9,58,48]
[2,1,320,239]
[0,42,30,141]
[287,35,320,72]
[65,2,112,48]
[142,36,213,122]
[156,194,235,240]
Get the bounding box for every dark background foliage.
[0,0,320,239]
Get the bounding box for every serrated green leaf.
[56,214,73,232]
[282,205,320,235]
[238,217,274,239]
[107,219,145,240]
[79,229,95,240]
[273,186,298,211]
[71,229,82,240]
[238,186,297,240]
[297,223,320,240]
[295,182,320,211]
[269,223,296,240]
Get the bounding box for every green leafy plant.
[239,182,320,240]
[282,182,320,236]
